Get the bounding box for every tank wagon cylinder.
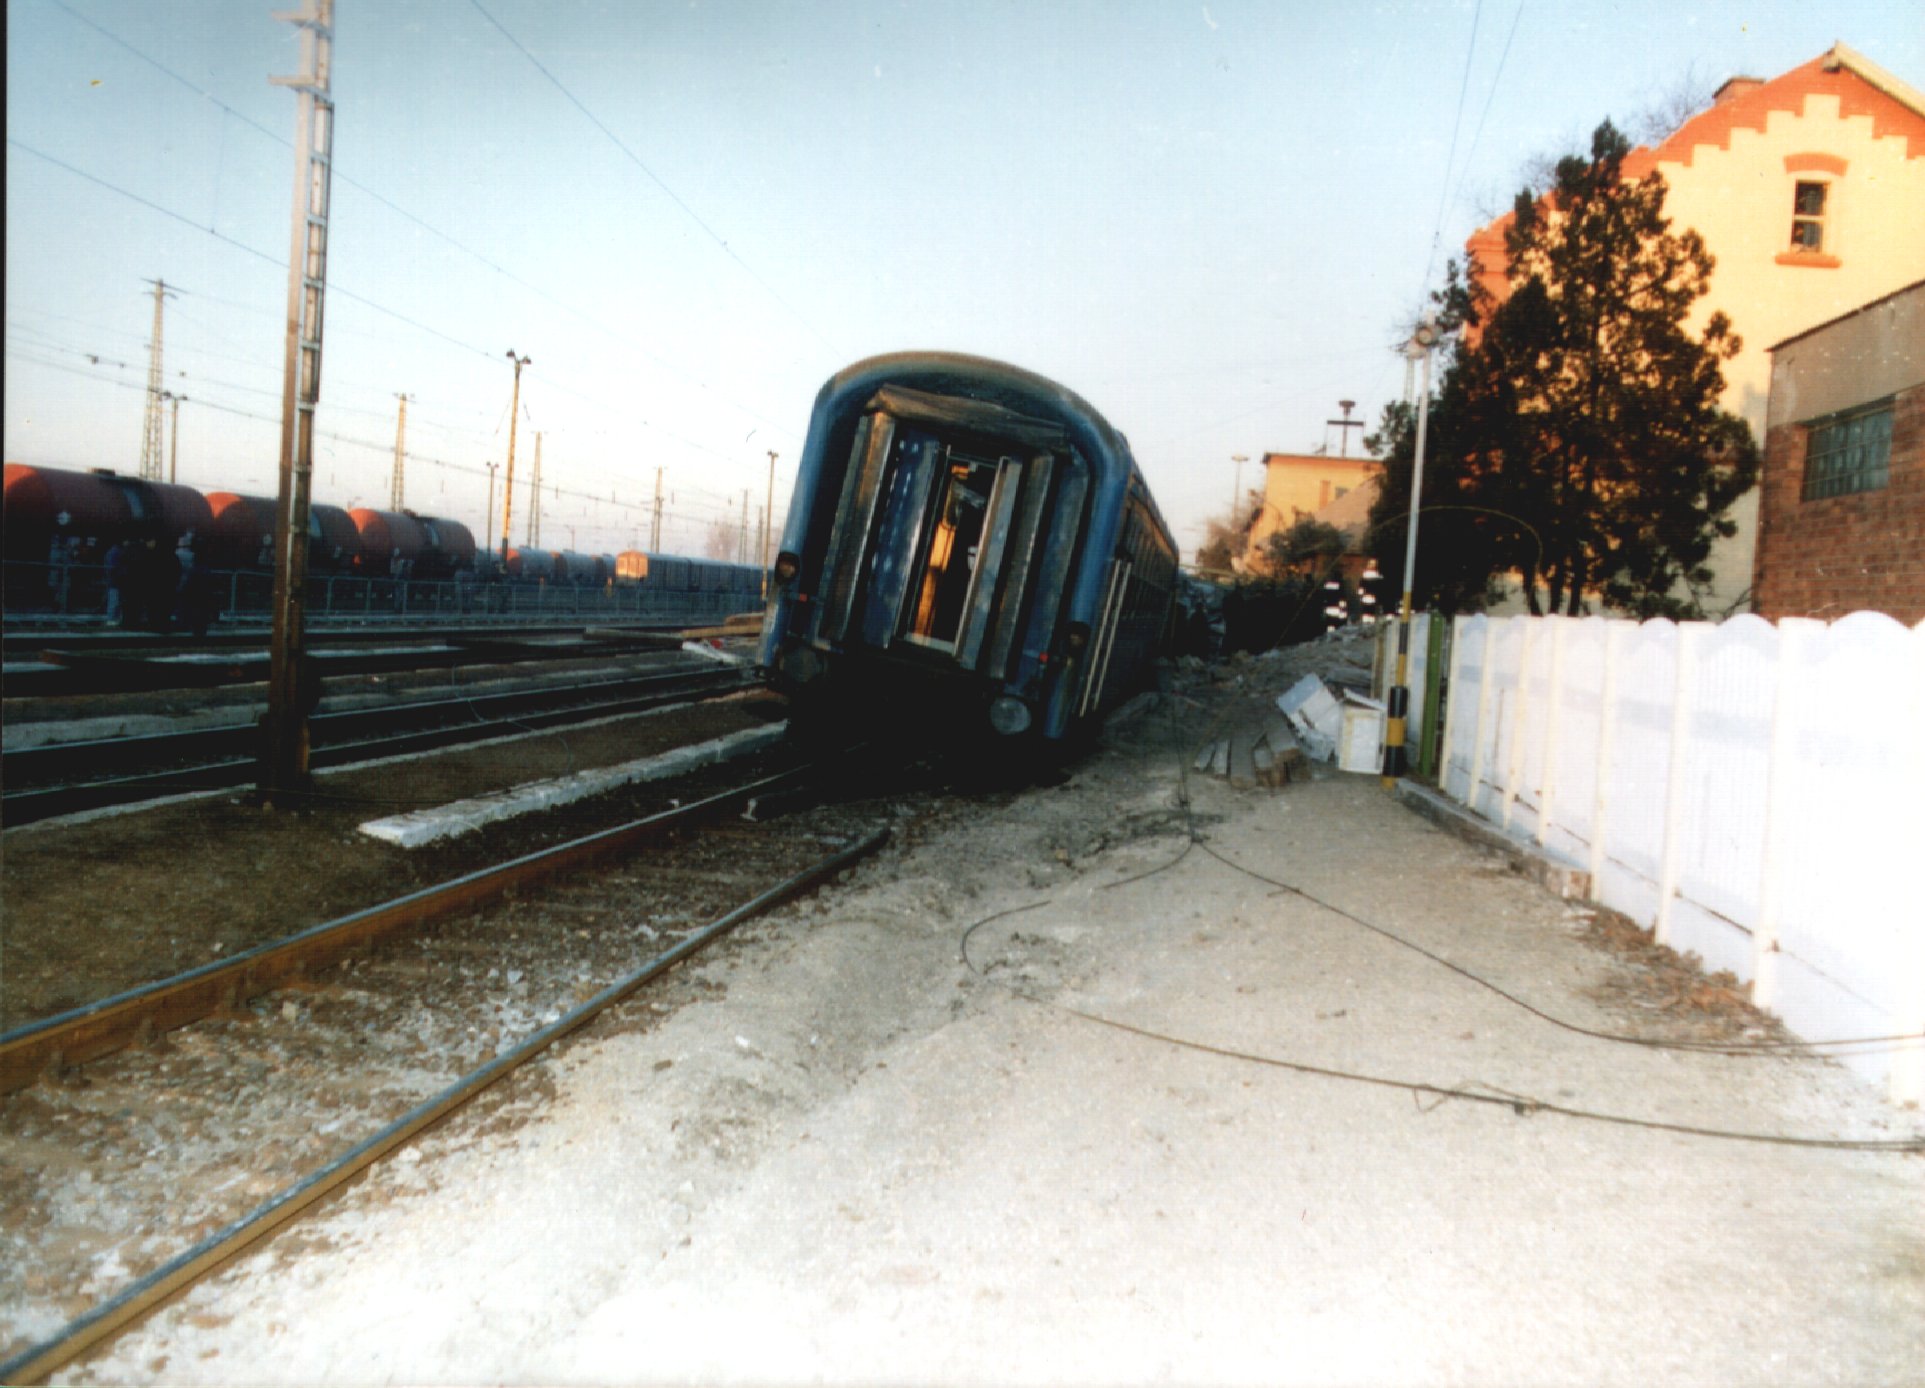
[4,464,137,552]
[504,547,559,581]
[309,504,361,571]
[347,508,429,572]
[410,516,477,577]
[3,464,214,553]
[203,492,278,571]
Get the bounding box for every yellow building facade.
[1241,451,1377,572]
[1466,44,1925,611]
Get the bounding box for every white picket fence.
[1437,611,1925,1104]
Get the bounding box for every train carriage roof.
[813,352,1121,466]
[800,352,1175,566]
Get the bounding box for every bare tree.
[1628,62,1718,145]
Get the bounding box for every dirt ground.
[0,686,787,1028]
[27,640,1925,1387]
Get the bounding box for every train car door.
[902,450,1020,657]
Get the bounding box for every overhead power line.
[36,0,806,444]
[1417,0,1486,301]
[1454,0,1529,222]
[7,342,770,529]
[467,0,837,356]
[9,139,785,480]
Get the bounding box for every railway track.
[0,759,897,1382]
[2,661,758,825]
[0,624,719,699]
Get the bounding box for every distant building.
[1465,42,1925,612]
[1752,279,1924,623]
[1242,451,1377,572]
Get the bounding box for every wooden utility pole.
[260,0,334,803]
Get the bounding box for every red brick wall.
[1753,381,1925,622]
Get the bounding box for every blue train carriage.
[760,351,1178,748]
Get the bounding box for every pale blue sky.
[7,0,1922,558]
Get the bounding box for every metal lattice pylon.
[138,279,172,480]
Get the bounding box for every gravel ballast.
[15,650,1925,1385]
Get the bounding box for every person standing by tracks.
[103,541,130,625]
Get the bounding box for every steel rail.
[0,825,886,1386]
[0,621,690,659]
[2,665,757,824]
[0,763,814,1093]
[4,629,698,698]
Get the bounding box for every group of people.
[96,532,216,634]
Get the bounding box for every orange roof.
[1465,43,1925,288]
[1624,43,1925,176]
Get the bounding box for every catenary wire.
[7,139,791,492]
[38,0,806,445]
[466,0,838,358]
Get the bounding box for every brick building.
[1752,280,1925,622]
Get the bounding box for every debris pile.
[1188,631,1385,787]
[1192,716,1305,789]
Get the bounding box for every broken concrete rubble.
[1277,673,1341,763]
[1192,718,1304,789]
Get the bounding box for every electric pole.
[761,450,779,598]
[1383,317,1440,786]
[484,462,499,565]
[526,430,543,548]
[164,391,187,484]
[499,349,531,562]
[764,450,779,563]
[139,278,176,480]
[1231,453,1249,518]
[390,392,411,510]
[261,0,334,803]
[740,488,750,564]
[1327,399,1363,457]
[651,467,664,551]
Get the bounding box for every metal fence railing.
[2,559,760,630]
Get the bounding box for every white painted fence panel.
[1595,620,1678,931]
[1541,618,1608,869]
[1663,616,1778,981]
[1434,610,1925,1104]
[1439,614,1488,806]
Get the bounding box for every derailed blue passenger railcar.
[760,352,1177,747]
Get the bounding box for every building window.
[1790,181,1828,251]
[1801,399,1893,501]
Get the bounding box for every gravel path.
[43,660,1925,1386]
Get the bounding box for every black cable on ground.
[1141,676,1920,1058]
[948,676,1924,1155]
[956,900,1925,1155]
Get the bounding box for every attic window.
[1790,181,1827,250]
[1801,398,1892,501]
